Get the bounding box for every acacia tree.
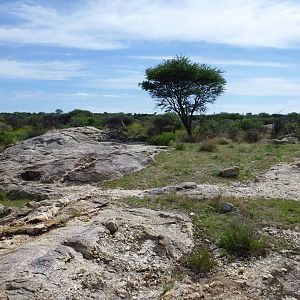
[139,55,226,136]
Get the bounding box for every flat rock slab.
[0,206,193,300]
[0,127,164,198]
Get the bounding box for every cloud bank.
[1,0,300,49]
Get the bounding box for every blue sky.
[1,0,300,114]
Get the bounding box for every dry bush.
[199,138,218,152]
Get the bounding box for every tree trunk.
[180,115,192,137]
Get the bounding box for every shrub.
[105,114,133,129]
[184,249,216,273]
[0,131,14,147]
[243,129,261,143]
[228,126,240,142]
[147,132,176,146]
[126,123,147,140]
[199,138,217,152]
[219,219,266,256]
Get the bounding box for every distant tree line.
[0,109,299,147]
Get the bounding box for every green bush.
[147,132,176,146]
[219,220,266,255]
[184,249,216,273]
[0,131,14,147]
[126,123,147,140]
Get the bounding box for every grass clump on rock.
[184,249,216,273]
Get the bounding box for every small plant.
[184,249,216,273]
[69,209,82,218]
[175,143,185,150]
[219,219,266,256]
[199,138,217,152]
[161,281,175,296]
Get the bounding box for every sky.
[1,0,300,114]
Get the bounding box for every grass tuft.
[184,249,216,273]
[219,219,267,256]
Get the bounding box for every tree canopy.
[139,55,226,136]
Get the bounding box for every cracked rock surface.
[0,205,193,300]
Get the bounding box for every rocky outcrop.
[0,205,193,300]
[0,127,165,199]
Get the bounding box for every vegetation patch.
[123,194,299,256]
[0,192,29,208]
[183,249,216,273]
[199,138,218,152]
[102,143,300,189]
[219,220,267,256]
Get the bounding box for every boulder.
[0,127,165,194]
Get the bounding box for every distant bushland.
[0,110,299,148]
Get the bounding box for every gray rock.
[219,166,240,178]
[105,218,118,234]
[0,206,193,299]
[0,127,165,197]
[222,202,235,212]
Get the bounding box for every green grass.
[184,249,216,273]
[0,192,29,208]
[219,220,267,255]
[123,194,300,254]
[101,143,300,189]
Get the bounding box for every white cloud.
[0,59,86,80]
[128,55,292,68]
[2,0,300,49]
[227,77,300,96]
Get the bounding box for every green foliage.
[219,220,267,255]
[184,249,216,273]
[140,55,226,136]
[125,123,147,140]
[0,131,14,147]
[147,132,176,146]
